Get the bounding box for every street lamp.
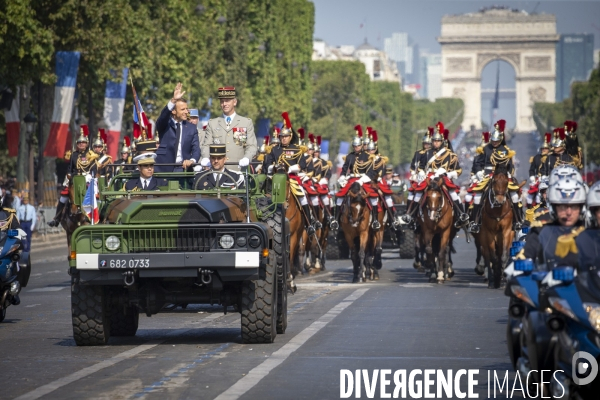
[24,112,37,203]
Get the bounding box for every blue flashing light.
[521,226,530,234]
[532,271,548,281]
[552,266,575,283]
[512,241,525,250]
[7,229,18,238]
[515,259,534,272]
[510,247,519,257]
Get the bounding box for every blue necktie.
[226,116,231,125]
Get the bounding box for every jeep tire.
[108,288,139,337]
[399,229,415,259]
[71,279,110,346]
[241,253,277,344]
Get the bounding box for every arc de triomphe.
[438,8,559,132]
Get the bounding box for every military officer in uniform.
[541,128,582,176]
[113,137,135,175]
[48,126,98,227]
[526,133,551,209]
[201,86,257,170]
[92,129,113,179]
[193,144,244,189]
[125,153,167,191]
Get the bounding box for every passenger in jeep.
[193,144,244,189]
[125,153,167,191]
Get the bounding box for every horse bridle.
[422,190,445,223]
[489,174,508,208]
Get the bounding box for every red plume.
[371,130,378,142]
[297,127,305,140]
[317,136,322,145]
[436,121,444,133]
[366,126,373,134]
[354,124,363,137]
[81,124,89,137]
[544,133,551,144]
[264,136,269,145]
[99,129,107,144]
[443,129,449,141]
[482,132,490,143]
[427,127,434,136]
[281,112,292,129]
[124,136,131,147]
[572,121,578,132]
[558,128,566,140]
[496,119,506,132]
[146,122,153,139]
[308,133,315,143]
[274,126,280,134]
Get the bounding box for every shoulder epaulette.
[327,160,333,168]
[476,146,483,155]
[342,155,346,162]
[265,145,272,154]
[529,156,534,164]
[3,208,16,213]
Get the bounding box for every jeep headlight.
[219,234,234,249]
[583,303,600,333]
[248,235,261,248]
[105,235,121,251]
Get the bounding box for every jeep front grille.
[125,228,214,253]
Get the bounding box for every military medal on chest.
[232,127,247,146]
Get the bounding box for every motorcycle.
[0,228,30,322]
[545,266,600,399]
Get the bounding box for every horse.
[479,165,515,288]
[340,182,378,283]
[59,182,90,259]
[418,176,456,284]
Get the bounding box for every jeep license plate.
[99,258,150,269]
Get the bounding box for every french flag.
[3,88,20,157]
[103,68,128,159]
[43,52,80,157]
[82,178,99,224]
[132,83,150,138]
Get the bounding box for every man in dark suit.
[125,153,168,191]
[193,144,244,190]
[154,82,201,172]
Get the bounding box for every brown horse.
[479,165,515,288]
[340,182,378,283]
[59,183,90,259]
[418,177,456,284]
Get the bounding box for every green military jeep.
[68,165,289,345]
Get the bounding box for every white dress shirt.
[141,177,153,189]
[17,204,36,230]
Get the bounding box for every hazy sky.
[313,0,600,128]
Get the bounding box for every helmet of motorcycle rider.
[587,180,600,209]
[548,165,584,187]
[547,178,587,220]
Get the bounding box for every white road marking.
[398,283,433,288]
[213,288,369,400]
[12,314,223,400]
[469,283,488,287]
[296,282,379,287]
[28,287,67,292]
[25,304,41,308]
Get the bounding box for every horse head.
[424,177,445,222]
[345,182,367,225]
[490,165,509,206]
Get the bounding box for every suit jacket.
[125,177,168,191]
[201,114,257,169]
[155,105,201,172]
[193,168,245,190]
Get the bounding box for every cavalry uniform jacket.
[410,149,426,174]
[426,147,462,176]
[314,157,332,180]
[340,151,371,177]
[528,153,546,178]
[262,143,308,173]
[113,159,135,175]
[95,152,113,178]
[202,114,257,168]
[0,207,21,230]
[541,152,581,176]
[476,143,515,175]
[67,150,98,177]
[124,177,168,191]
[193,168,244,189]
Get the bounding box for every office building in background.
[556,33,594,101]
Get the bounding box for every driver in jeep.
[194,144,244,189]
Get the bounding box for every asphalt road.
[1,230,524,400]
[1,134,540,400]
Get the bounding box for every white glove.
[267,165,274,174]
[470,175,478,184]
[62,176,69,186]
[238,157,249,167]
[447,171,458,180]
[410,172,416,181]
[417,170,426,182]
[476,170,484,181]
[358,175,371,186]
[288,164,301,174]
[299,172,309,183]
[193,165,203,172]
[436,167,447,176]
[319,178,328,185]
[338,175,348,187]
[529,176,536,185]
[85,174,92,184]
[200,158,211,167]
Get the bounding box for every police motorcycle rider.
[404,128,433,226]
[48,125,98,227]
[577,180,600,270]
[365,130,403,228]
[311,135,335,228]
[526,132,551,210]
[541,127,583,177]
[92,129,113,180]
[335,125,382,230]
[468,119,523,233]
[402,122,468,228]
[262,112,320,235]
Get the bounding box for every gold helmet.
[490,119,506,142]
[259,136,270,154]
[363,127,373,146]
[552,128,566,148]
[92,128,106,149]
[352,125,363,147]
[366,130,378,151]
[76,125,89,144]
[121,137,131,154]
[308,133,316,151]
[423,127,433,144]
[271,126,281,145]
[431,121,444,141]
[541,132,551,150]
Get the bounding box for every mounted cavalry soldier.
[541,124,583,176]
[335,125,381,230]
[402,122,468,228]
[465,131,489,217]
[113,137,135,175]
[468,119,523,233]
[194,144,244,189]
[48,125,98,227]
[201,86,257,170]
[405,127,433,222]
[251,136,269,174]
[313,136,334,227]
[262,112,320,235]
[92,129,113,179]
[526,132,551,209]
